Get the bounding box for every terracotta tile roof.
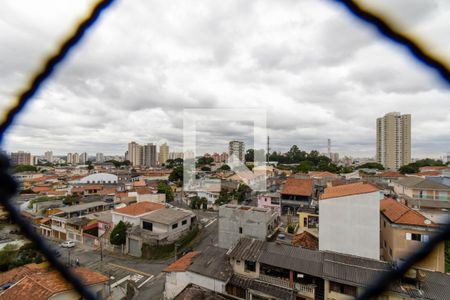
[419,166,450,172]
[71,187,84,193]
[380,198,437,227]
[163,251,200,272]
[0,263,42,286]
[320,182,379,200]
[46,190,66,196]
[0,267,108,300]
[292,231,318,250]
[414,171,442,177]
[114,201,165,216]
[82,184,103,190]
[98,187,117,195]
[281,178,313,196]
[133,180,146,187]
[32,186,51,193]
[308,171,338,178]
[135,187,156,195]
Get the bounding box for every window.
[384,240,386,248]
[329,281,357,297]
[389,247,392,256]
[236,260,241,265]
[143,221,153,231]
[172,223,178,229]
[239,227,242,234]
[383,220,386,228]
[244,260,256,272]
[406,233,429,242]
[182,219,187,226]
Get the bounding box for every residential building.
[72,152,80,165]
[168,152,183,160]
[66,153,72,164]
[211,152,221,163]
[44,151,53,162]
[257,192,281,216]
[297,211,319,236]
[280,178,314,213]
[126,207,196,256]
[10,151,32,165]
[220,152,229,163]
[229,141,245,162]
[376,112,411,170]
[218,204,279,250]
[380,198,445,272]
[79,152,88,164]
[392,176,450,209]
[319,182,382,260]
[128,141,143,166]
[224,237,450,300]
[163,246,233,299]
[0,265,109,299]
[111,201,165,226]
[143,143,157,167]
[159,143,169,165]
[96,152,104,163]
[79,173,118,184]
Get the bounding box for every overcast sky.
[0,0,449,158]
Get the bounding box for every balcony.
[258,274,315,299]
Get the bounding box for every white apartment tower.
[158,143,169,165]
[80,152,88,164]
[229,140,245,162]
[376,112,411,170]
[96,152,105,163]
[44,151,53,163]
[128,142,142,166]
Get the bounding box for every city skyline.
[1,1,449,158]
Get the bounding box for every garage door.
[128,238,140,257]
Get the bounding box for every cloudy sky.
[0,0,449,158]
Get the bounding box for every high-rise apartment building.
[67,153,73,165]
[168,152,183,160]
[96,152,105,163]
[229,140,245,162]
[72,153,80,165]
[158,143,169,165]
[376,112,411,170]
[10,151,32,165]
[143,143,157,167]
[44,151,53,163]
[80,152,88,164]
[128,142,142,166]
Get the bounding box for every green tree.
[357,162,385,170]
[110,221,127,245]
[157,182,174,202]
[63,195,80,206]
[12,165,37,174]
[169,166,183,183]
[201,166,211,172]
[287,224,296,234]
[219,164,231,171]
[399,164,420,174]
[197,156,214,166]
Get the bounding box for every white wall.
[319,191,381,260]
[112,213,140,226]
[164,271,226,300]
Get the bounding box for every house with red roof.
[380,198,445,272]
[280,178,314,213]
[111,201,166,226]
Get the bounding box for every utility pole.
[267,136,270,163]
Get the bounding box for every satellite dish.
[424,219,431,225]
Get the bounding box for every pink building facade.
[257,193,281,216]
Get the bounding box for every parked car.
[60,240,75,248]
